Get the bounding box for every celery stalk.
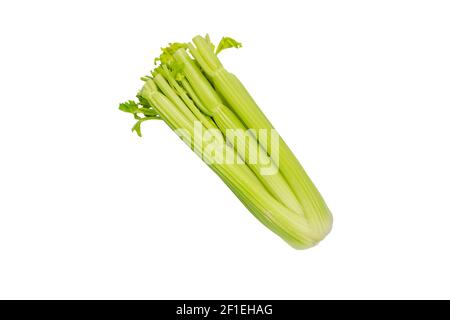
[119,35,333,249]
[188,36,333,237]
[172,49,303,215]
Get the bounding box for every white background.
[0,0,449,300]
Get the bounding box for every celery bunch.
[119,35,333,249]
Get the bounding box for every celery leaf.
[215,37,242,55]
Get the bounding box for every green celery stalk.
[138,79,320,248]
[119,35,333,249]
[187,36,333,237]
[173,49,303,215]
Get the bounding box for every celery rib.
[119,35,333,249]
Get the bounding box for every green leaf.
[119,100,140,114]
[141,108,159,117]
[119,99,159,118]
[154,42,188,66]
[132,117,158,137]
[140,75,151,82]
[136,94,154,110]
[215,37,242,55]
